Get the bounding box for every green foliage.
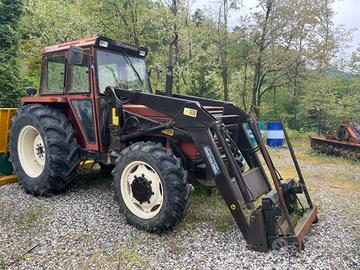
[0,0,24,107]
[1,0,356,132]
[22,0,95,44]
[181,18,222,99]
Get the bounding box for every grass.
[79,242,153,270]
[265,133,360,188]
[16,203,45,229]
[183,182,232,232]
[0,254,6,270]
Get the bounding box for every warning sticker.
[112,108,119,126]
[203,145,220,175]
[183,107,198,118]
[161,129,174,136]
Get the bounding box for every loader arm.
[106,87,318,251]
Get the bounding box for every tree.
[15,0,358,132]
[241,0,345,120]
[182,8,222,99]
[163,0,180,94]
[350,46,360,75]
[215,0,240,101]
[247,0,304,118]
[0,0,23,107]
[23,0,95,45]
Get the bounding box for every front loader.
[9,36,318,252]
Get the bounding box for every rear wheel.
[17,125,46,178]
[9,104,80,195]
[335,127,350,141]
[113,142,191,233]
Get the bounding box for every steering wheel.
[105,86,134,105]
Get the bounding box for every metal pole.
[317,108,321,136]
[250,118,295,235]
[279,116,313,208]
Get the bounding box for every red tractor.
[9,36,317,251]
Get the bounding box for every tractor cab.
[22,36,151,152]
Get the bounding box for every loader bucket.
[246,119,318,251]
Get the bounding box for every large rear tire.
[9,104,80,195]
[113,142,191,233]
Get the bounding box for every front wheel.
[113,142,191,233]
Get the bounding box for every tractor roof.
[41,36,148,57]
[41,36,98,55]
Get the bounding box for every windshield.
[96,49,150,93]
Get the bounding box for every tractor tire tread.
[9,104,80,195]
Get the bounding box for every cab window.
[40,54,65,94]
[96,49,150,94]
[69,54,90,93]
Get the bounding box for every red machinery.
[311,119,360,159]
[9,36,317,252]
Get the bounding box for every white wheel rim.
[120,161,164,219]
[17,125,46,178]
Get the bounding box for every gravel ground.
[0,145,359,270]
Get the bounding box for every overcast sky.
[333,0,360,53]
[191,0,360,56]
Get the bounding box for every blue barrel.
[266,122,284,147]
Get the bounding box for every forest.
[0,0,359,132]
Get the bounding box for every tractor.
[9,36,318,252]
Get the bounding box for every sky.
[191,0,360,56]
[333,0,360,53]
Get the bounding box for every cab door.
[66,48,99,151]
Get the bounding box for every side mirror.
[68,46,85,65]
[26,87,37,96]
[155,64,162,80]
[148,64,162,79]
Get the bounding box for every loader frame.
[104,87,318,251]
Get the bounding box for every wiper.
[123,53,144,85]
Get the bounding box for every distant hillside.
[326,67,353,78]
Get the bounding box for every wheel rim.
[120,161,164,219]
[17,125,46,178]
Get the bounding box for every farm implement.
[311,119,360,159]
